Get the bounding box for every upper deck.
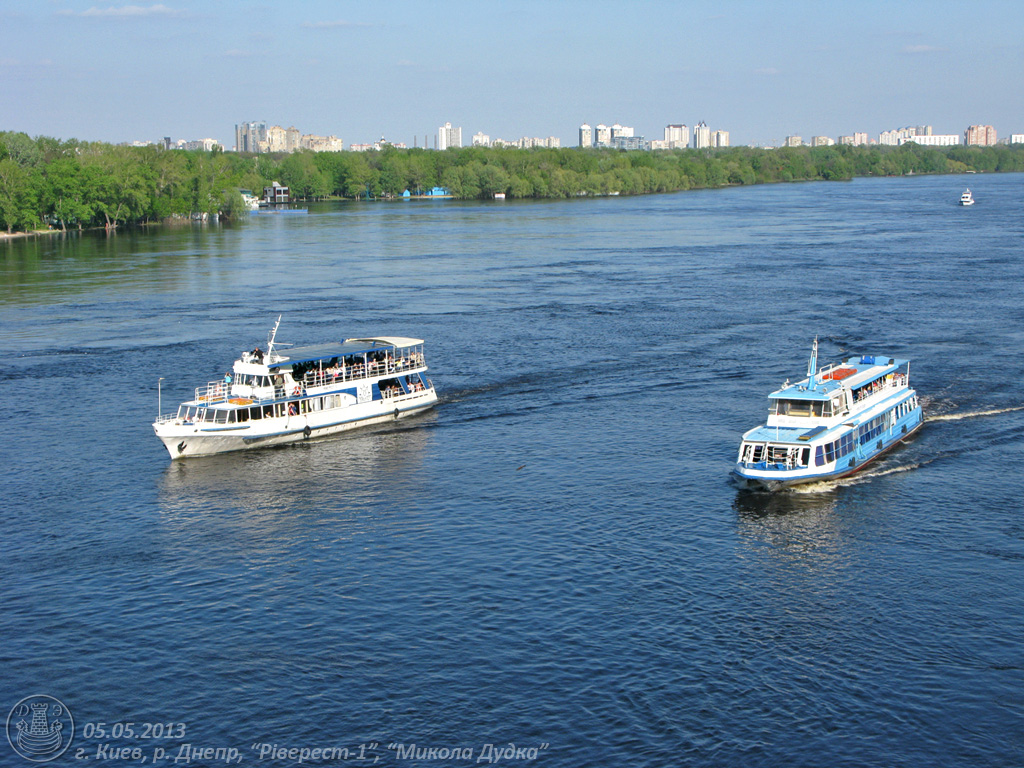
[186,337,428,409]
[770,355,908,402]
[759,354,912,432]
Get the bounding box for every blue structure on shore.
[402,187,452,199]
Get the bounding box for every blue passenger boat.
[734,339,923,489]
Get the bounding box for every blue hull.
[735,419,923,490]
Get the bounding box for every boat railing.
[854,372,906,403]
[195,380,230,403]
[300,353,425,389]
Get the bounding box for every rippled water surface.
[3,175,1024,767]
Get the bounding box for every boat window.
[819,432,855,464]
[772,399,826,417]
[858,413,889,444]
[214,410,228,424]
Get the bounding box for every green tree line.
[2,130,1023,234]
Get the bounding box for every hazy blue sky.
[2,0,1022,148]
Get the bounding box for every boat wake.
[787,460,932,494]
[925,405,1024,422]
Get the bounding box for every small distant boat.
[240,190,260,211]
[959,189,974,206]
[734,339,923,490]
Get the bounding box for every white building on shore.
[438,122,462,150]
[897,134,959,146]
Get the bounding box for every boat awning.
[345,336,424,348]
[271,338,422,367]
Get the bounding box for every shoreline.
[0,228,64,241]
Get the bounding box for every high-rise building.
[784,135,802,147]
[579,123,593,148]
[438,122,462,150]
[664,124,688,148]
[611,123,634,139]
[594,124,611,146]
[472,132,490,147]
[964,125,997,146]
[266,125,301,153]
[693,121,711,149]
[235,121,267,153]
[713,130,729,148]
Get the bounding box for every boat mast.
[266,315,282,363]
[807,336,818,391]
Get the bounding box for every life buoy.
[292,386,302,396]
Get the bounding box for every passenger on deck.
[252,346,264,362]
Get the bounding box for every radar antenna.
[807,336,818,390]
[266,315,282,363]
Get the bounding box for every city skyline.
[2,0,1022,149]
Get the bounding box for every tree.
[0,158,36,233]
[40,157,91,230]
[476,164,510,198]
[80,146,151,229]
[280,151,330,200]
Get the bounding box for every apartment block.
[693,122,711,149]
[964,125,997,146]
[438,122,462,150]
[898,134,959,146]
[664,124,688,148]
[579,123,593,148]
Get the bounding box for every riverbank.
[0,228,62,241]
[3,129,1024,236]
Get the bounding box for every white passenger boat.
[154,319,438,459]
[734,339,923,490]
[959,188,974,206]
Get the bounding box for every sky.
[2,0,1023,149]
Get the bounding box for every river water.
[2,174,1023,767]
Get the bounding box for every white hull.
[156,389,437,459]
[154,327,439,460]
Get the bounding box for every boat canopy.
[271,337,423,368]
